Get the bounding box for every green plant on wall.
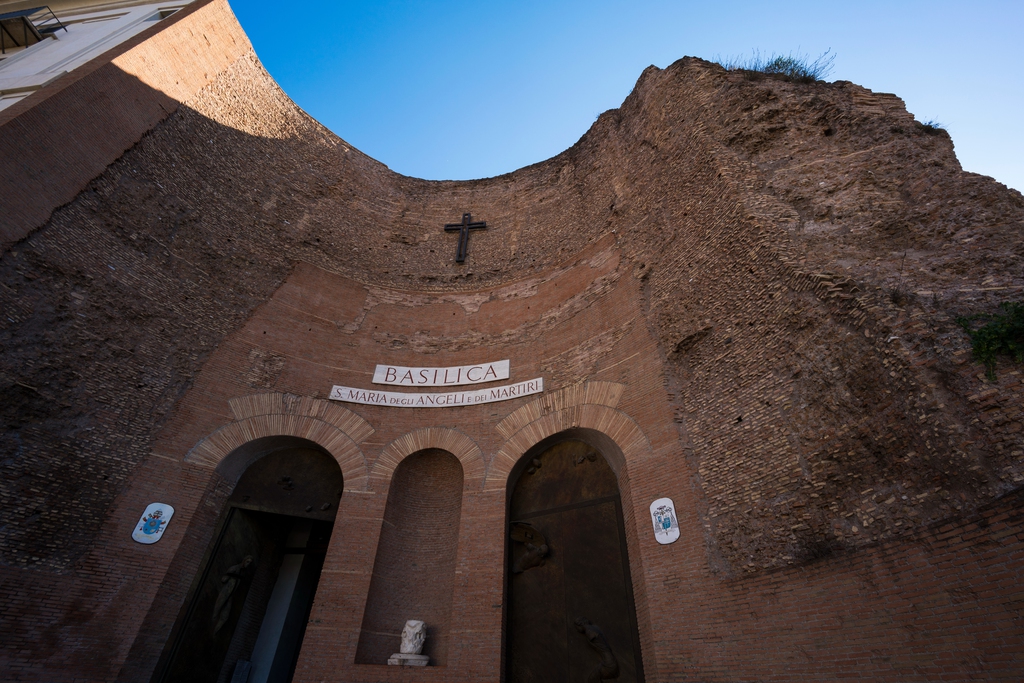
[714,49,836,83]
[957,302,1024,380]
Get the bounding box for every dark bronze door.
[507,440,644,683]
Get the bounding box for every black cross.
[444,213,487,263]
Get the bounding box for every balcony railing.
[0,6,67,56]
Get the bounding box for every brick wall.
[355,449,463,666]
[1,7,1023,681]
[0,0,249,249]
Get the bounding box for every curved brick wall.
[1,2,1023,681]
[0,0,251,250]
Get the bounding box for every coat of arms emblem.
[649,497,680,545]
[132,503,175,544]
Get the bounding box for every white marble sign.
[330,378,542,408]
[132,502,174,544]
[650,497,680,545]
[373,360,509,387]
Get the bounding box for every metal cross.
[444,213,487,263]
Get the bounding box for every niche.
[355,448,464,665]
[153,444,343,683]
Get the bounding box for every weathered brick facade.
[1,0,1023,680]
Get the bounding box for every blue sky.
[233,0,1022,192]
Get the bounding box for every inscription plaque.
[373,360,509,387]
[330,378,543,408]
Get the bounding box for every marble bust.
[388,620,429,666]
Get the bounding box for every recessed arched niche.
[355,448,464,666]
[154,439,344,683]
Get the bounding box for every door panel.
[510,442,618,517]
[507,511,567,683]
[507,440,644,683]
[562,502,639,683]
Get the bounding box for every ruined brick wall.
[1,7,1023,679]
[0,0,252,249]
[619,63,1024,573]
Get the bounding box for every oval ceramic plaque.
[649,497,680,545]
[132,502,174,544]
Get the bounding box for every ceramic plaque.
[132,502,174,544]
[650,497,679,545]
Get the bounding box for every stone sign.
[330,378,542,408]
[372,360,510,387]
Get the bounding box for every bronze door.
[507,440,644,683]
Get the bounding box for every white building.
[0,0,192,111]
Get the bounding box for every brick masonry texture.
[1,1,1024,680]
[0,0,248,249]
[355,449,463,666]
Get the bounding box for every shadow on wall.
[0,0,255,250]
[0,67,349,573]
[0,59,396,680]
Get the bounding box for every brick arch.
[490,381,656,679]
[484,381,650,490]
[370,427,485,490]
[184,392,374,492]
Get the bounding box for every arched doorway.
[505,437,645,683]
[153,441,343,683]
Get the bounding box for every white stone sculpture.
[387,619,429,666]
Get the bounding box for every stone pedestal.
[388,653,429,667]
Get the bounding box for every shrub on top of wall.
[715,49,836,83]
